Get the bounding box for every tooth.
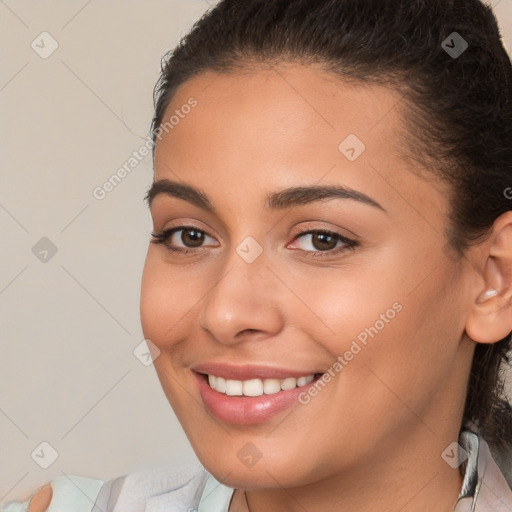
[243,379,263,396]
[209,374,316,395]
[216,376,226,393]
[297,376,307,386]
[263,378,282,394]
[225,379,243,396]
[281,377,297,390]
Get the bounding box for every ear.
[465,210,512,344]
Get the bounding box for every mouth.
[197,372,324,397]
[190,362,328,425]
[192,370,326,425]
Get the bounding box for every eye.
[288,229,358,257]
[151,226,358,258]
[150,226,217,253]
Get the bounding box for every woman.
[4,0,512,510]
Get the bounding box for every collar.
[453,429,512,511]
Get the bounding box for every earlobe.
[465,211,512,345]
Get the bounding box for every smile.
[193,369,325,425]
[207,373,317,397]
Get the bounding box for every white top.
[2,430,511,512]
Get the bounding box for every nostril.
[238,329,259,336]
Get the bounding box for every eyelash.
[150,225,358,258]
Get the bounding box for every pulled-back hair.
[150,0,512,461]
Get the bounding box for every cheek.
[339,265,465,420]
[140,249,216,351]
[140,251,184,346]
[286,245,462,402]
[282,249,405,350]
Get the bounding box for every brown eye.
[310,232,338,251]
[180,228,205,247]
[150,226,217,253]
[289,229,358,258]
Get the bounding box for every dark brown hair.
[150,0,512,459]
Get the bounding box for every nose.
[198,244,285,345]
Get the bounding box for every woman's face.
[140,63,476,489]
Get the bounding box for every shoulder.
[1,459,209,512]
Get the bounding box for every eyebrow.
[145,179,387,214]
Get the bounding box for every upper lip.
[192,362,322,381]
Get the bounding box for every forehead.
[160,62,405,150]
[153,63,448,221]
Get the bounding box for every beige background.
[1,0,511,501]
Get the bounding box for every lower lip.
[193,371,321,425]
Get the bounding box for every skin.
[27,485,52,512]
[28,63,512,511]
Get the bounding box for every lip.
[192,362,321,380]
[192,369,323,426]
